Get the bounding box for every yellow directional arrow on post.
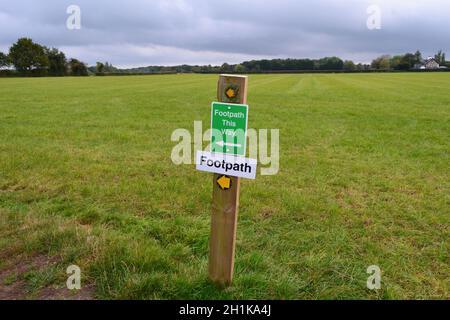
[226,88,236,99]
[216,175,232,190]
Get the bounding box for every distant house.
[414,57,440,70]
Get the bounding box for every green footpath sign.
[211,102,248,156]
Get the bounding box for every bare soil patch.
[0,254,95,300]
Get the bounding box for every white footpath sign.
[196,151,257,179]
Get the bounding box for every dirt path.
[0,253,95,300]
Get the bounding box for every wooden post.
[209,74,248,287]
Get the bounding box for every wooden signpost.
[209,75,248,287]
[196,74,256,286]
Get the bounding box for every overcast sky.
[0,0,449,67]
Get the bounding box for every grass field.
[0,73,449,299]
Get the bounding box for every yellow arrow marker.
[226,88,236,99]
[217,175,232,190]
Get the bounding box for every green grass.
[0,73,449,299]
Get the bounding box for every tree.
[414,50,422,64]
[8,38,49,73]
[233,64,247,73]
[220,63,233,73]
[435,50,446,65]
[343,60,356,71]
[103,62,118,73]
[44,47,67,76]
[389,55,403,70]
[371,55,391,70]
[398,53,417,70]
[0,52,10,69]
[96,62,105,73]
[316,57,344,70]
[68,58,88,76]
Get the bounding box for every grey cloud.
[0,0,449,67]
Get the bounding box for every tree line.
[119,57,370,74]
[1,37,448,76]
[370,50,448,70]
[0,38,88,76]
[120,52,448,74]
